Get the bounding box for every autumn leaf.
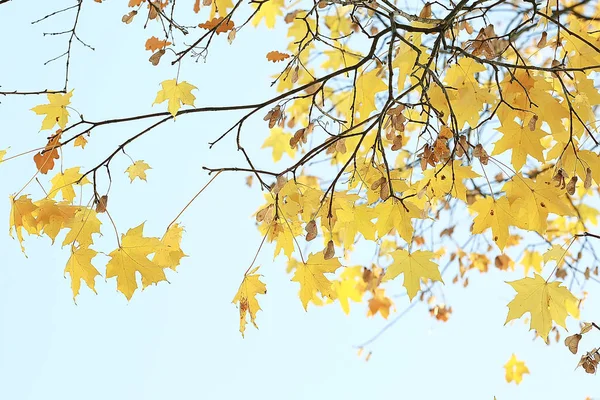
[492,120,546,171]
[505,273,580,342]
[291,252,341,310]
[504,354,529,385]
[383,249,443,300]
[125,160,151,182]
[33,131,62,174]
[9,195,38,251]
[266,51,290,62]
[232,266,267,337]
[74,136,87,149]
[261,127,296,162]
[153,79,197,117]
[106,223,167,300]
[49,167,90,203]
[62,208,102,248]
[64,247,101,301]
[252,0,284,28]
[152,223,186,271]
[34,199,78,243]
[470,196,513,250]
[145,36,171,51]
[31,90,73,130]
[198,17,234,34]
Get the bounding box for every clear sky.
[0,1,599,399]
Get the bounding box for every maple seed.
[305,220,317,241]
[324,240,335,260]
[96,195,108,213]
[565,333,582,354]
[149,49,165,66]
[584,167,592,189]
[566,176,578,195]
[122,10,137,24]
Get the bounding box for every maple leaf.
[9,195,39,251]
[543,244,569,268]
[470,196,513,250]
[375,198,421,243]
[34,199,78,243]
[291,252,341,310]
[74,136,87,149]
[49,167,90,203]
[418,160,480,202]
[153,79,197,117]
[251,0,284,28]
[491,120,546,171]
[145,36,171,51]
[331,266,365,314]
[106,223,167,300]
[521,250,543,276]
[64,247,101,301]
[62,208,102,248]
[355,68,388,118]
[266,51,290,62]
[125,160,151,182]
[152,223,186,271]
[367,288,394,319]
[34,131,62,174]
[383,249,443,300]
[504,354,529,385]
[261,127,296,162]
[232,266,267,337]
[31,90,73,130]
[505,273,580,342]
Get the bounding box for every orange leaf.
[194,0,200,12]
[266,51,290,62]
[34,130,62,174]
[198,17,235,34]
[145,36,171,52]
[128,0,144,6]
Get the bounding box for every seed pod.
[323,240,335,260]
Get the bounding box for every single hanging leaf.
[198,17,235,34]
[145,36,171,51]
[74,135,88,149]
[152,223,187,271]
[469,196,513,250]
[49,167,90,203]
[504,354,529,384]
[105,223,167,300]
[383,249,443,300]
[125,160,151,182]
[266,51,290,62]
[491,120,546,171]
[291,252,341,310]
[64,247,101,301]
[505,273,580,342]
[232,266,267,337]
[34,131,62,174]
[62,208,102,248]
[31,90,73,130]
[153,79,197,117]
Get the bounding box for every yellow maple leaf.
[383,249,443,300]
[9,195,39,251]
[261,127,296,162]
[491,120,546,171]
[62,208,102,248]
[106,223,167,300]
[470,196,513,250]
[74,136,88,149]
[49,167,90,203]
[331,266,365,314]
[375,198,421,243]
[64,246,101,301]
[504,354,529,385]
[291,252,341,310]
[505,273,580,342]
[251,0,283,29]
[31,90,73,130]
[543,244,569,268]
[153,79,197,117]
[152,223,186,271]
[418,160,479,202]
[209,0,234,18]
[355,68,387,118]
[125,160,151,182]
[0,149,7,163]
[232,266,267,337]
[367,288,394,319]
[34,199,78,243]
[520,250,543,276]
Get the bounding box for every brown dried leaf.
[323,240,335,260]
[266,51,291,63]
[198,17,235,34]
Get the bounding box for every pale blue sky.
[0,1,599,399]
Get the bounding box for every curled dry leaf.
[34,131,62,174]
[565,333,582,354]
[324,240,335,260]
[198,17,235,34]
[266,51,291,63]
[227,29,236,44]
